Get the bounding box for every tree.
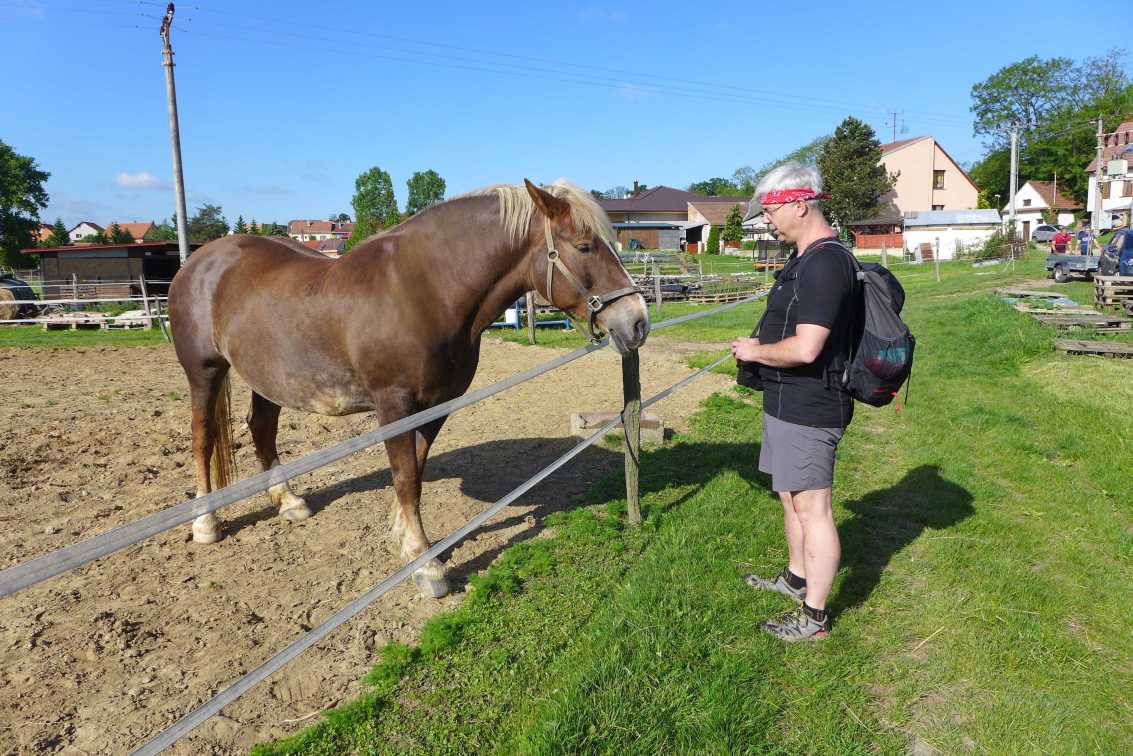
[108,223,134,243]
[351,166,399,230]
[46,218,70,247]
[328,213,351,222]
[705,225,720,255]
[732,166,759,196]
[970,55,1076,148]
[261,221,286,236]
[629,183,649,196]
[0,139,50,269]
[188,204,229,243]
[816,117,896,227]
[406,170,446,216]
[688,177,741,196]
[722,205,744,246]
[81,230,109,244]
[234,215,248,234]
[150,217,178,241]
[249,218,260,235]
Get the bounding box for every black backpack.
[839,249,915,407]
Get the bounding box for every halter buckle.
[587,295,603,312]
[547,248,559,261]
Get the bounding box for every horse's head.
[522,179,649,354]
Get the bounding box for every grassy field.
[0,326,166,348]
[253,251,1132,754]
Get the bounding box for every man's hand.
[731,336,761,362]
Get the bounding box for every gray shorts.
[758,412,844,492]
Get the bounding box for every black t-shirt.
[757,237,856,428]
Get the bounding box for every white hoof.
[280,499,313,522]
[192,521,220,544]
[412,559,450,599]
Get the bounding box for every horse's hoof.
[280,501,313,522]
[192,524,220,544]
[413,570,450,599]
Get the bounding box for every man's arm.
[731,323,831,367]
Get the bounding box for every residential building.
[686,199,747,251]
[105,221,158,242]
[599,185,749,251]
[1002,180,1081,241]
[287,219,354,242]
[68,221,104,243]
[1085,120,1133,230]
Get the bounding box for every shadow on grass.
[832,464,974,614]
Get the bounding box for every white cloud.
[115,171,169,190]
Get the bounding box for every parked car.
[1031,224,1061,242]
[1099,228,1133,277]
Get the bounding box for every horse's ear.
[524,179,571,221]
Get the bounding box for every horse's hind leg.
[247,391,311,522]
[187,364,228,544]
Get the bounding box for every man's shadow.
[831,464,974,614]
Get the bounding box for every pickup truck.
[1045,254,1099,283]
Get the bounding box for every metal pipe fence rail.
[0,292,765,751]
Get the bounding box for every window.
[932,205,944,211]
[1022,199,1031,207]
[933,170,945,190]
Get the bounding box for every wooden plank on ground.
[1054,339,1133,358]
[995,288,1063,298]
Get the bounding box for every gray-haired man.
[731,161,856,641]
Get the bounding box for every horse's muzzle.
[600,295,650,354]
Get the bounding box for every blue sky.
[0,0,1118,228]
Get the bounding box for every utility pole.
[160,3,191,264]
[1092,117,1104,235]
[891,111,898,143]
[1008,126,1019,244]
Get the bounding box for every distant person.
[1052,228,1072,254]
[1077,227,1092,256]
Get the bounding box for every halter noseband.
[541,218,640,343]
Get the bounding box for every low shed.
[20,241,196,297]
[903,209,1002,260]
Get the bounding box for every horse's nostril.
[633,317,648,343]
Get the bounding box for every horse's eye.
[576,243,592,253]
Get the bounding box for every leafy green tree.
[329,213,351,222]
[816,117,896,227]
[150,217,178,241]
[188,204,229,243]
[688,177,741,196]
[46,218,70,247]
[108,223,134,243]
[0,139,49,269]
[722,205,744,245]
[249,218,260,235]
[970,55,1075,147]
[233,215,248,234]
[705,226,720,255]
[351,166,399,230]
[406,169,446,215]
[81,230,109,244]
[629,183,649,196]
[262,222,287,236]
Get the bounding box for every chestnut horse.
[167,180,649,597]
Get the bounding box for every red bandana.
[759,188,831,205]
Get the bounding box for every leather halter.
[541,218,640,343]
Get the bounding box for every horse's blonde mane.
[462,179,616,242]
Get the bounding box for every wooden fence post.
[525,291,536,345]
[621,349,642,526]
[653,261,662,317]
[138,275,153,330]
[881,241,888,269]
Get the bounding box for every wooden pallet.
[42,319,105,331]
[1054,339,1133,358]
[995,288,1063,299]
[1094,276,1133,310]
[1031,313,1132,332]
[687,289,764,304]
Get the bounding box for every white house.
[1003,180,1081,241]
[903,209,1001,260]
[68,221,104,243]
[1086,120,1133,230]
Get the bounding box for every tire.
[1053,265,1070,284]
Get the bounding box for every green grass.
[0,326,167,348]
[256,249,1131,753]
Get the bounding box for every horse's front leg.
[381,402,450,598]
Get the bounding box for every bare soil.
[0,336,730,754]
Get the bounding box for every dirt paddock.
[0,336,731,754]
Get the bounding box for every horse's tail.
[210,374,238,490]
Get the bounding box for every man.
[1052,227,1072,254]
[1077,225,1092,256]
[732,162,857,641]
